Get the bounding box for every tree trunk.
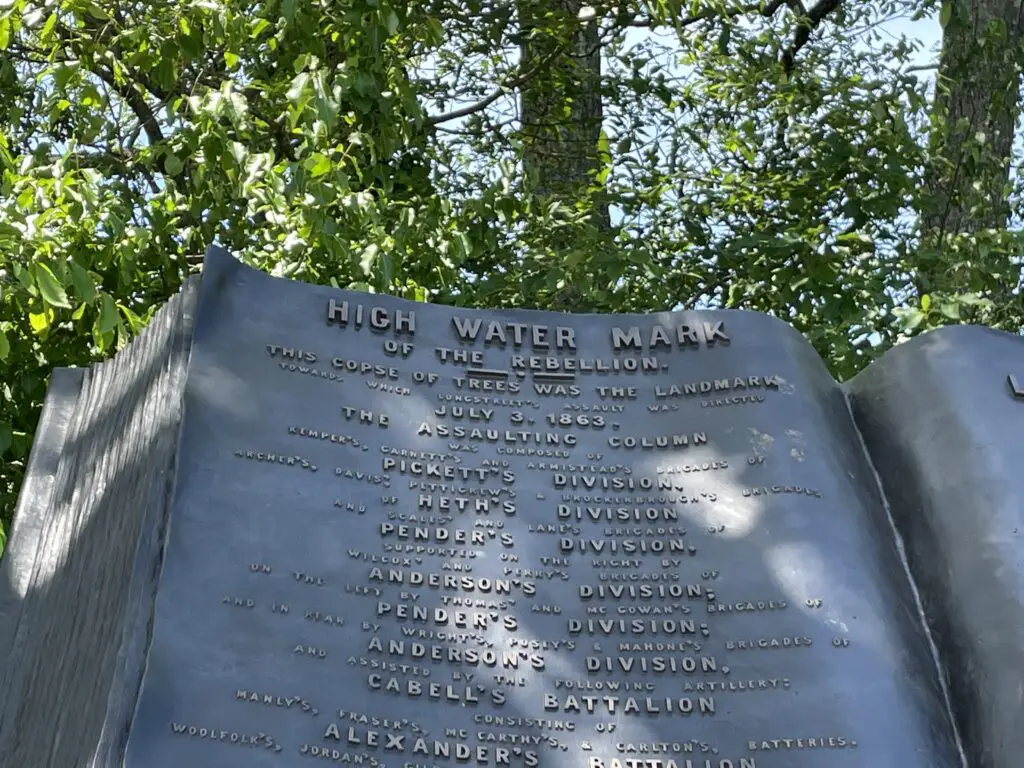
[920,0,1024,296]
[518,0,608,228]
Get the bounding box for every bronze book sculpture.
[2,245,1022,767]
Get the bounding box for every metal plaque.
[123,247,962,767]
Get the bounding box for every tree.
[519,1,606,220]
[919,0,1024,319]
[1,0,1022,542]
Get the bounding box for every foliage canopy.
[1,0,1023,540]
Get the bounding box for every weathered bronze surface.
[849,327,1024,768]
[0,278,199,768]
[120,248,961,767]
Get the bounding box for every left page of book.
[121,246,963,768]
[0,278,199,768]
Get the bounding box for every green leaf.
[224,51,240,69]
[0,330,8,362]
[920,294,931,312]
[939,1,952,27]
[53,63,80,91]
[16,185,34,209]
[727,282,743,307]
[119,303,144,332]
[29,310,51,334]
[228,141,247,166]
[250,18,272,38]
[0,18,10,52]
[164,154,184,176]
[683,219,707,245]
[306,153,332,177]
[287,72,311,104]
[425,17,443,44]
[40,12,58,42]
[97,293,118,335]
[80,83,103,107]
[904,310,925,331]
[84,2,110,20]
[69,260,97,302]
[224,90,248,124]
[33,264,71,309]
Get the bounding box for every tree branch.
[427,47,565,125]
[91,65,165,147]
[35,149,137,175]
[628,0,790,29]
[428,0,798,127]
[781,0,842,73]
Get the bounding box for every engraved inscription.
[125,267,926,768]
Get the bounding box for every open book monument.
[4,246,1024,768]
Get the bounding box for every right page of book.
[846,325,1024,768]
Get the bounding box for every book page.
[847,326,1024,768]
[121,247,962,767]
[0,279,199,768]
